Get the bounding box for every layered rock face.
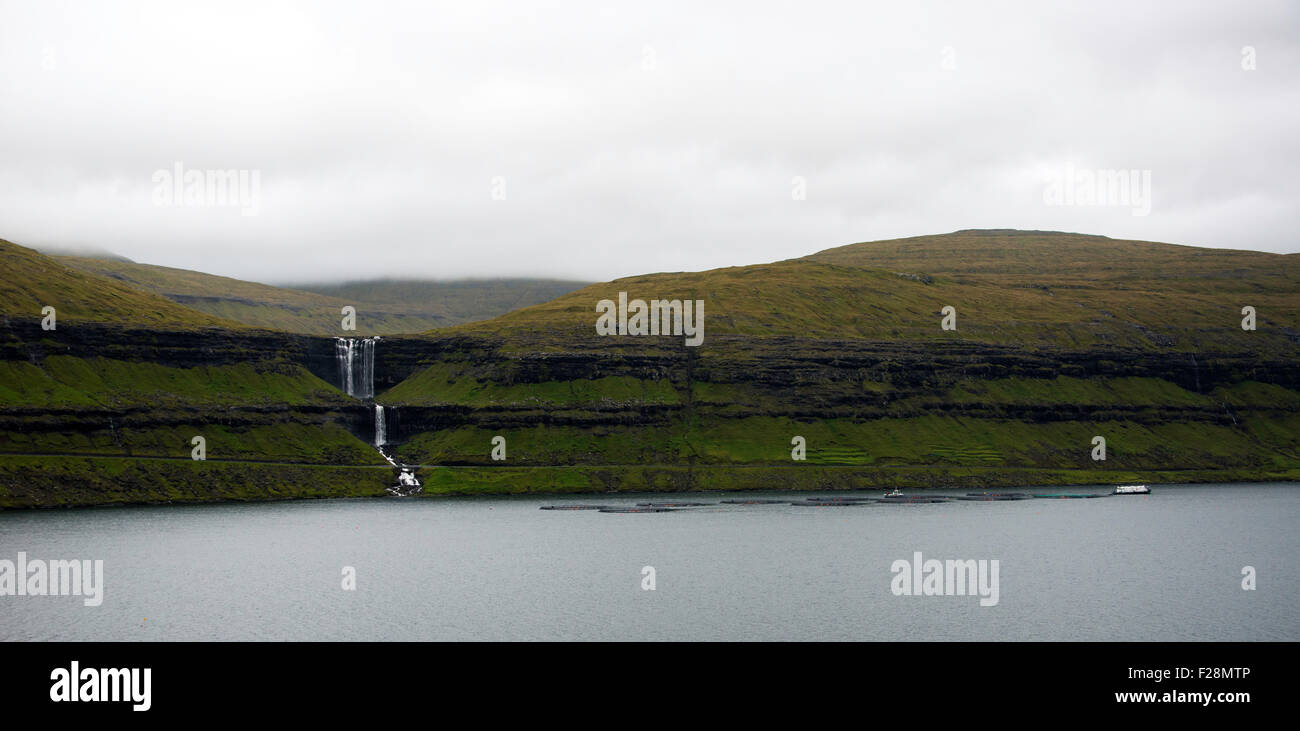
[2,314,1298,505]
[372,333,1300,481]
[0,319,388,508]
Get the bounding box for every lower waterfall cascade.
[372,404,421,496]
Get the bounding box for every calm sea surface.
[2,483,1296,641]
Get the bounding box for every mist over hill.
[28,242,136,263]
[291,278,590,331]
[50,253,589,336]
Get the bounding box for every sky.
[0,0,1296,284]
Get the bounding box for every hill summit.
[445,230,1298,354]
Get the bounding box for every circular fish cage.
[635,502,711,507]
[599,507,676,513]
[539,505,608,510]
[956,495,1031,501]
[803,496,873,502]
[874,496,952,504]
[789,500,870,507]
[1031,493,1109,499]
[719,499,788,504]
[964,492,1031,498]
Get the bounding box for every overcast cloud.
[0,0,1296,284]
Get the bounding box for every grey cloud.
[0,0,1295,284]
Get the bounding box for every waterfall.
[334,338,353,396]
[334,337,379,398]
[371,398,419,493]
[334,336,418,496]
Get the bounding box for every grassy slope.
[59,255,589,336]
[0,356,348,408]
[0,424,388,465]
[0,354,388,466]
[1,239,243,329]
[439,231,1298,353]
[0,455,391,508]
[382,361,681,406]
[805,229,1300,286]
[389,387,1300,469]
[408,464,1300,497]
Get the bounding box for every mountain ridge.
[438,230,1298,354]
[50,250,590,335]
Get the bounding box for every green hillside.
[440,230,1299,353]
[805,229,1300,285]
[1,239,243,329]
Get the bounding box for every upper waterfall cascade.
[335,337,378,398]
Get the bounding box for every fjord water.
[2,483,1296,641]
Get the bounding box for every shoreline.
[1,453,1296,509]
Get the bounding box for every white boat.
[1113,484,1150,495]
[884,489,904,498]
